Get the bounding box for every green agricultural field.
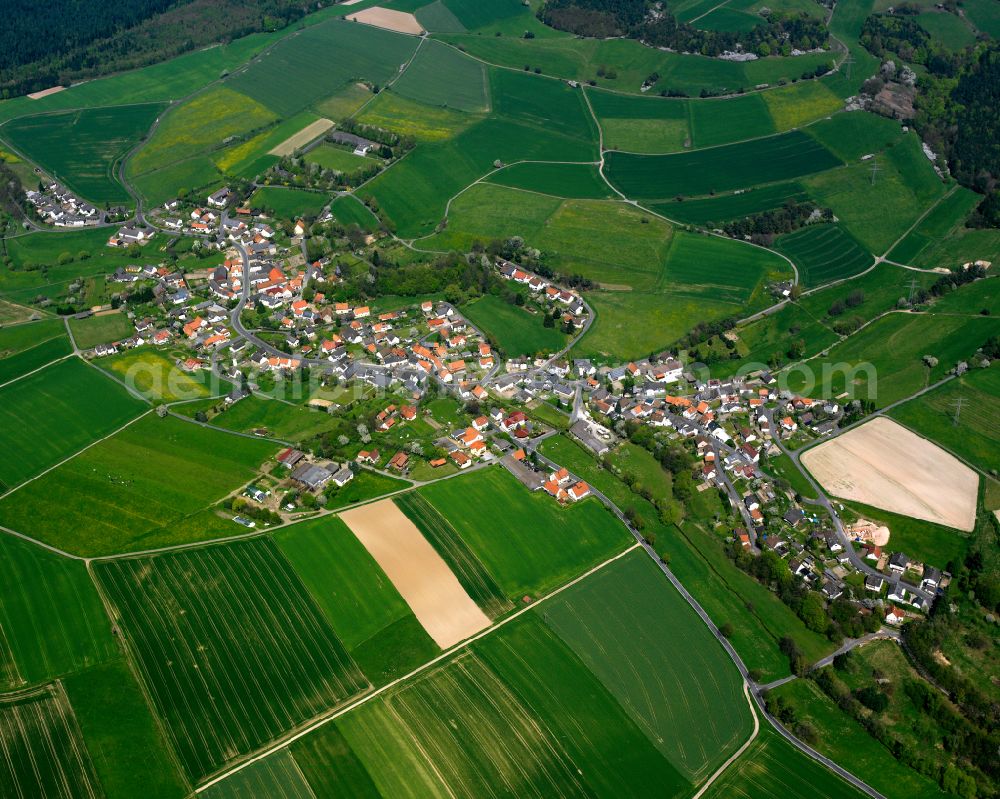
[586,88,690,154]
[419,466,633,598]
[356,91,477,142]
[0,534,115,689]
[485,162,612,199]
[460,294,567,355]
[0,413,277,556]
[227,19,419,117]
[439,0,526,30]
[336,612,682,798]
[491,69,598,145]
[214,110,320,177]
[776,223,874,286]
[771,678,952,798]
[916,10,977,49]
[655,181,811,225]
[0,358,147,491]
[201,749,312,799]
[180,393,340,442]
[130,155,225,207]
[392,40,490,113]
[962,0,1000,36]
[0,32,276,127]
[786,312,1000,406]
[329,195,381,231]
[0,682,103,799]
[690,93,775,148]
[887,186,981,266]
[315,469,410,513]
[890,364,1000,476]
[541,550,753,784]
[1,103,165,204]
[364,116,596,237]
[99,347,220,403]
[304,143,372,173]
[0,228,142,303]
[289,722,383,798]
[64,659,190,799]
[702,723,865,799]
[250,186,329,219]
[804,133,946,254]
[438,28,833,98]
[94,537,368,782]
[607,130,842,199]
[761,80,843,130]
[841,497,971,567]
[129,86,276,177]
[721,301,840,376]
[274,514,439,682]
[415,1,467,33]
[805,111,904,163]
[661,230,789,304]
[0,319,71,384]
[68,312,134,349]
[395,492,513,619]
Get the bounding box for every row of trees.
[540,0,829,58]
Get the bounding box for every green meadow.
[1,103,165,204]
[0,413,277,556]
[460,294,567,356]
[0,358,147,491]
[419,466,633,599]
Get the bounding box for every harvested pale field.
[27,86,66,100]
[802,417,978,532]
[268,117,334,156]
[341,499,490,648]
[346,7,425,34]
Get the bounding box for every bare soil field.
[802,417,978,532]
[346,7,425,34]
[268,118,334,156]
[341,499,490,648]
[27,86,66,100]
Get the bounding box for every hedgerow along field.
[0,103,165,204]
[0,682,103,799]
[540,549,754,784]
[93,536,369,783]
[0,357,148,492]
[776,223,874,286]
[605,130,843,199]
[227,18,419,118]
[274,514,440,684]
[0,534,116,689]
[0,413,278,556]
[418,466,633,599]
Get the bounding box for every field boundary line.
[0,407,153,505]
[194,541,642,793]
[691,682,759,799]
[0,351,74,390]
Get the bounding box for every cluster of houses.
[497,260,589,329]
[26,182,104,227]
